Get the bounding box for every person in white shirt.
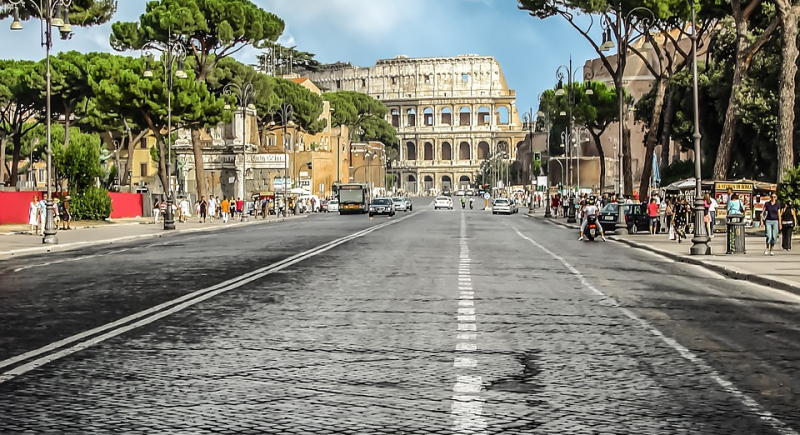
[709,195,719,236]
[579,197,606,241]
[208,196,216,223]
[179,197,191,223]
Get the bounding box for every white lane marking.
[456,342,477,351]
[458,324,477,331]
[0,212,423,384]
[453,376,482,393]
[457,315,476,322]
[454,357,478,368]
[457,333,477,340]
[458,301,474,307]
[512,226,799,435]
[13,248,131,273]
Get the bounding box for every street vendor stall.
[713,181,754,229]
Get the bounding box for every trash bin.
[726,214,746,254]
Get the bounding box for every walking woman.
[28,195,39,235]
[702,193,712,237]
[761,193,781,256]
[198,196,208,223]
[780,201,796,251]
[673,197,690,243]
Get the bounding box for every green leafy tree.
[257,42,321,75]
[324,90,396,145]
[778,165,800,211]
[110,0,285,201]
[54,127,104,193]
[0,59,40,187]
[0,0,117,27]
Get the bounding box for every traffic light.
[306,162,312,170]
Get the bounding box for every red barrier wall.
[108,192,143,219]
[0,191,43,225]
[0,191,143,224]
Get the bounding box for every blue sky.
[0,0,601,114]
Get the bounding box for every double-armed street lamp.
[688,0,710,255]
[142,28,188,231]
[268,103,295,217]
[10,0,74,244]
[522,108,537,213]
[223,82,256,221]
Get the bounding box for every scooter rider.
[579,197,606,241]
[469,196,475,209]
[461,196,466,209]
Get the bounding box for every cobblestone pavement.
[0,202,798,434]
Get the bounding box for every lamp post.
[689,0,710,255]
[269,103,295,217]
[522,108,536,213]
[223,82,256,221]
[600,2,656,196]
[10,0,74,244]
[142,28,187,231]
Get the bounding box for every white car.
[328,200,339,212]
[392,197,408,212]
[492,198,517,215]
[434,196,454,210]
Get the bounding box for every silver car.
[392,197,408,212]
[492,198,517,215]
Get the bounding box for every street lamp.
[223,82,256,221]
[600,3,656,196]
[10,0,74,244]
[522,108,537,213]
[141,28,187,231]
[268,103,295,217]
[689,0,710,255]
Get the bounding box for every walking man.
[647,198,660,235]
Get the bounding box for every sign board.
[177,153,287,169]
[299,171,309,177]
[714,181,754,221]
[249,154,287,169]
[273,177,293,188]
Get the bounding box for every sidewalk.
[527,212,800,294]
[0,214,308,259]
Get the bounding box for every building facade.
[309,55,527,195]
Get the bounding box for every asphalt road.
[0,199,798,434]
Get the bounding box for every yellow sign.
[714,183,753,191]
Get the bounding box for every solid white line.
[511,226,799,435]
[0,212,421,383]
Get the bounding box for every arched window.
[459,107,471,126]
[459,175,471,188]
[441,107,453,125]
[405,141,417,160]
[423,107,434,126]
[495,106,510,125]
[423,142,434,160]
[478,106,491,126]
[459,142,471,160]
[442,175,452,190]
[423,175,434,192]
[406,174,417,194]
[390,108,400,128]
[477,141,490,160]
[442,142,452,160]
[407,108,416,127]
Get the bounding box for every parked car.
[369,198,395,217]
[320,200,329,212]
[442,188,452,196]
[456,190,466,196]
[327,200,339,213]
[598,202,653,234]
[466,189,475,196]
[392,197,408,212]
[434,196,454,210]
[492,198,517,215]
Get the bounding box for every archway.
[442,175,452,191]
[390,108,400,128]
[405,141,417,160]
[442,142,452,161]
[406,174,417,194]
[423,175,434,193]
[423,107,434,126]
[459,107,471,126]
[406,108,416,127]
[495,106,510,125]
[423,142,434,160]
[478,106,491,126]
[459,175,471,188]
[459,142,471,160]
[441,107,453,125]
[477,141,490,160]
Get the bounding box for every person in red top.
[647,198,660,235]
[552,194,560,217]
[236,198,245,220]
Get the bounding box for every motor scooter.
[461,200,466,209]
[469,199,474,210]
[583,215,600,241]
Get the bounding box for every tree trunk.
[638,77,668,200]
[63,107,72,148]
[714,49,749,181]
[623,126,633,197]
[10,132,22,188]
[191,129,208,201]
[660,86,678,165]
[0,134,7,185]
[777,8,799,183]
[589,129,607,193]
[141,113,169,196]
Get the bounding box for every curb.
[525,213,800,295]
[0,215,308,260]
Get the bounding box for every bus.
[336,182,370,215]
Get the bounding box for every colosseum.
[308,55,527,194]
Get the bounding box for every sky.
[0,0,602,114]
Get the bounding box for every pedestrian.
[708,193,719,236]
[673,198,689,243]
[208,196,216,223]
[220,197,230,223]
[647,198,659,235]
[179,197,191,223]
[236,197,244,220]
[261,197,268,218]
[199,196,208,223]
[152,198,161,224]
[780,201,796,251]
[37,195,47,235]
[761,193,781,256]
[702,193,712,237]
[60,196,71,230]
[159,199,167,223]
[665,198,675,240]
[28,195,39,235]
